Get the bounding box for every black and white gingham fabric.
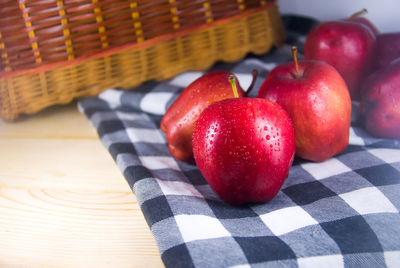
[78,16,400,268]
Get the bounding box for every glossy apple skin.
[376,32,400,69]
[258,60,351,162]
[192,98,295,205]
[161,71,244,162]
[305,21,376,100]
[360,58,400,138]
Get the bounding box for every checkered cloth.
[78,16,400,268]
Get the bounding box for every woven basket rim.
[0,2,275,79]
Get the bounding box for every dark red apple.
[304,17,376,100]
[258,47,351,162]
[161,71,245,162]
[376,32,400,68]
[192,78,295,205]
[360,58,400,139]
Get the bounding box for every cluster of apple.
[161,70,297,205]
[160,10,399,205]
[304,9,400,139]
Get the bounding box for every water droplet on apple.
[264,126,268,131]
[266,135,270,140]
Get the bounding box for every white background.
[278,0,400,33]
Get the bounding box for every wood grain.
[0,103,164,268]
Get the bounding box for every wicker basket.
[0,0,285,121]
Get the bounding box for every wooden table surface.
[0,103,164,268]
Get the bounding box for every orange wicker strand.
[203,1,213,24]
[169,0,180,29]
[129,0,144,43]
[0,32,11,72]
[237,0,246,10]
[92,0,109,48]
[57,0,75,60]
[0,1,285,121]
[19,2,43,64]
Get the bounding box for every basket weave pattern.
[0,0,285,121]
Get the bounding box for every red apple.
[360,58,400,139]
[304,17,376,100]
[161,71,245,162]
[192,77,295,205]
[376,32,400,69]
[258,47,352,162]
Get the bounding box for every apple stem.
[228,74,239,98]
[245,69,259,97]
[348,8,368,21]
[291,46,300,77]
